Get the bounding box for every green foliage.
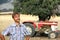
[14,0,60,21]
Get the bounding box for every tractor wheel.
[24,23,35,37]
[48,32,58,39]
[0,34,5,40]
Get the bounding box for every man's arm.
[23,24,30,40]
[1,26,10,36]
[0,34,5,40]
[0,26,11,40]
[25,35,30,40]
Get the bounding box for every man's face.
[13,14,20,23]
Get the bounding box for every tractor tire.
[24,23,35,37]
[0,34,5,40]
[48,32,58,39]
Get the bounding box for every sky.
[0,0,14,11]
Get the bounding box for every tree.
[14,0,60,21]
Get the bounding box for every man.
[1,12,30,40]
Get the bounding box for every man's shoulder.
[20,23,25,25]
[20,23,26,28]
[20,23,25,26]
[9,23,16,27]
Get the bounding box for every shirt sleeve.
[1,26,10,36]
[23,24,30,36]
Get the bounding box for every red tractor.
[23,20,58,38]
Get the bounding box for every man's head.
[12,12,20,23]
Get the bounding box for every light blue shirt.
[2,23,30,40]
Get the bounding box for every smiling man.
[1,12,30,40]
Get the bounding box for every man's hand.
[26,35,30,40]
[0,34,5,40]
